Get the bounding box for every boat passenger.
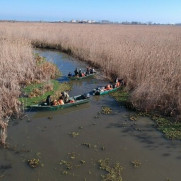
[86,67,90,75]
[53,100,58,106]
[46,95,52,106]
[58,98,64,105]
[116,81,120,87]
[105,84,112,90]
[61,91,70,103]
[115,77,119,83]
[90,68,96,74]
[74,68,79,76]
[68,72,72,77]
[79,69,82,77]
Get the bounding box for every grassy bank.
[19,54,71,107]
[0,39,62,144]
[20,80,71,107]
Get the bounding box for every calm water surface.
[0,49,181,181]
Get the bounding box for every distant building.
[71,20,77,23]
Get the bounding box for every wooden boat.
[93,86,120,95]
[68,73,96,80]
[28,95,90,111]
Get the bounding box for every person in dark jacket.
[86,67,90,75]
[78,69,82,77]
[61,91,70,103]
[68,72,72,77]
[74,68,78,76]
[46,95,52,105]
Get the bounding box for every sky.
[0,0,181,23]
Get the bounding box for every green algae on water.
[131,160,142,168]
[69,132,80,138]
[98,158,123,181]
[27,158,40,168]
[101,106,112,115]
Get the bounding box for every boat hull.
[68,73,95,80]
[28,95,90,111]
[94,87,120,95]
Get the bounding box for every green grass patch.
[152,116,181,140]
[110,89,129,104]
[135,112,181,140]
[20,80,71,107]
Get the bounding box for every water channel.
[0,49,181,181]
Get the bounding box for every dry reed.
[0,22,181,122]
[0,31,59,145]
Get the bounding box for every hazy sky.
[0,0,181,23]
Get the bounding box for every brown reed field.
[0,27,59,144]
[0,22,181,143]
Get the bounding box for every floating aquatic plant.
[129,116,137,121]
[101,106,112,115]
[80,160,86,164]
[69,132,80,138]
[131,160,142,168]
[60,160,73,170]
[98,158,123,181]
[27,158,40,168]
[67,152,77,160]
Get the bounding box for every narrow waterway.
[0,49,181,181]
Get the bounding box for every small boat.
[92,86,120,95]
[68,73,96,80]
[28,95,90,111]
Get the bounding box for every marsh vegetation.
[1,22,180,119]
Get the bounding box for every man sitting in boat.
[78,69,82,77]
[58,97,64,105]
[46,95,52,105]
[90,68,96,74]
[74,68,79,76]
[105,84,113,90]
[61,91,70,103]
[86,67,91,75]
[68,72,72,77]
[113,77,121,88]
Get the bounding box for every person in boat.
[53,99,58,106]
[58,97,64,105]
[115,77,119,83]
[82,72,86,77]
[79,69,82,77]
[68,72,72,77]
[46,95,52,106]
[113,77,120,88]
[90,68,96,74]
[74,68,79,76]
[61,91,70,103]
[105,84,112,90]
[86,67,90,75]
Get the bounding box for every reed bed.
[0,31,59,145]
[0,22,181,123]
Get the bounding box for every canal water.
[0,49,181,181]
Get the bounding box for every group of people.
[68,67,96,78]
[44,77,125,106]
[45,91,71,106]
[95,78,123,93]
